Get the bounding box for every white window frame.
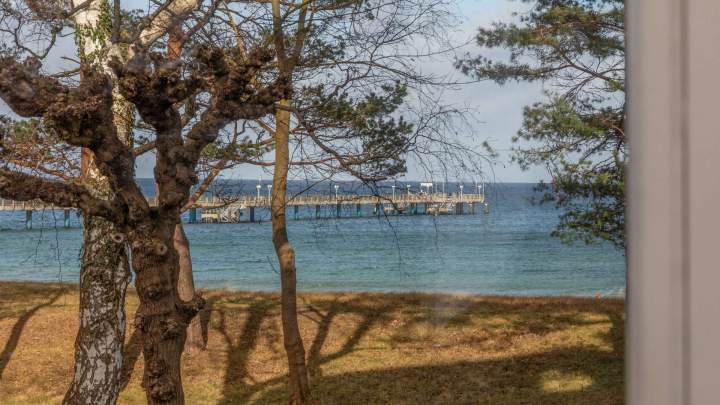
[627,0,720,403]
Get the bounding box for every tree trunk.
[166,23,204,352]
[271,99,312,404]
[131,221,202,405]
[174,223,204,350]
[64,90,134,405]
[65,3,135,401]
[63,214,131,405]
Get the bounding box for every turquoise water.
[0,182,625,297]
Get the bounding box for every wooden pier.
[0,192,487,228]
[193,192,487,223]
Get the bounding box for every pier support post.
[410,203,417,215]
[336,203,341,218]
[249,207,255,223]
[25,210,32,230]
[456,202,464,215]
[423,203,429,215]
[356,204,362,217]
[294,205,299,220]
[375,203,381,216]
[63,209,71,228]
[189,208,197,224]
[315,205,321,219]
[470,203,476,215]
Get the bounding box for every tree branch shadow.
[216,294,623,404]
[217,295,404,403]
[217,295,275,405]
[119,327,142,391]
[0,287,68,379]
[305,299,394,375]
[255,303,625,404]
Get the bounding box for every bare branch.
[0,168,119,220]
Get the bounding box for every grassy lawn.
[0,282,624,404]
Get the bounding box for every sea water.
[0,181,625,297]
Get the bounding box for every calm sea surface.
[0,181,625,297]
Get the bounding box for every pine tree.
[458,0,626,248]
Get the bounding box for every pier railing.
[1,192,485,212]
[190,192,485,209]
[0,199,66,211]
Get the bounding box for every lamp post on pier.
[256,184,261,201]
[267,184,272,200]
[391,185,396,200]
[406,184,411,195]
[459,185,464,202]
[334,184,339,200]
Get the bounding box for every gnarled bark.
[168,23,204,352]
[0,24,284,403]
[130,220,203,405]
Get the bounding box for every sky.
[2,0,550,183]
[199,0,551,183]
[415,0,549,183]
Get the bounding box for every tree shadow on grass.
[304,298,395,378]
[213,294,405,403]
[199,294,216,347]
[256,350,622,404]
[216,294,278,405]
[253,305,624,404]
[0,284,69,380]
[119,327,142,391]
[212,293,624,404]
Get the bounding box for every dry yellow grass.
[0,282,624,404]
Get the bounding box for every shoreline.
[0,280,626,301]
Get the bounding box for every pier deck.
[1,193,485,211]
[0,192,487,227]
[191,192,484,209]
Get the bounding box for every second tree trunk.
[63,214,131,405]
[271,99,312,403]
[174,223,204,350]
[130,221,203,405]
